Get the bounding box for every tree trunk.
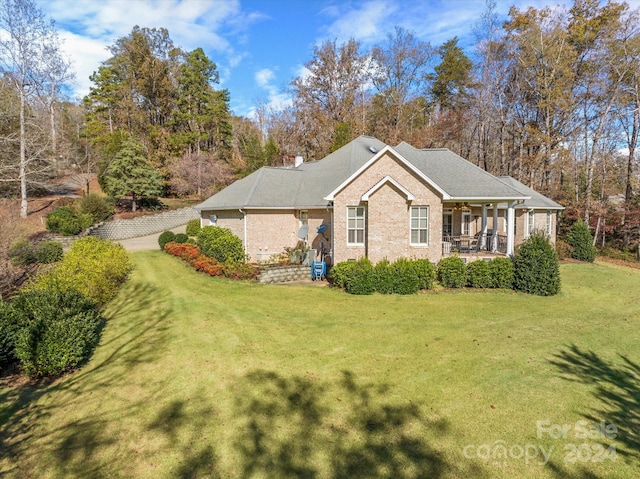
[20,89,28,218]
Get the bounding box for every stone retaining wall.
[257,265,311,284]
[87,207,199,240]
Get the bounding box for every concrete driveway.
[116,226,186,252]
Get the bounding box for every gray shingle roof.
[497,177,565,210]
[194,136,541,211]
[393,142,526,200]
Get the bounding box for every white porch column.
[480,205,488,249]
[506,201,515,256]
[492,203,498,252]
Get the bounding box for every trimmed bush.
[413,258,435,290]
[30,236,133,306]
[389,258,421,294]
[11,289,104,377]
[0,301,22,369]
[76,193,114,223]
[186,219,201,237]
[513,231,560,296]
[174,233,189,244]
[488,257,514,289]
[8,239,36,266]
[466,260,492,288]
[374,259,394,294]
[566,219,596,262]
[34,241,63,264]
[328,261,357,289]
[45,207,91,236]
[158,231,176,250]
[164,242,202,265]
[437,256,467,288]
[197,226,245,263]
[344,258,375,295]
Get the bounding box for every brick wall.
[201,208,332,264]
[332,151,443,264]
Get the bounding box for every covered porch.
[441,200,522,258]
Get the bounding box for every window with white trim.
[410,206,429,245]
[526,210,535,237]
[442,208,453,237]
[347,206,365,245]
[546,211,553,235]
[461,209,471,236]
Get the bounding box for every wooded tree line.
[0,0,638,248]
[265,0,640,248]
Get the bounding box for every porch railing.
[442,234,507,255]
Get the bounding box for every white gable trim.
[323,145,450,201]
[361,176,415,201]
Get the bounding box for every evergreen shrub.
[513,231,560,296]
[374,259,394,294]
[197,226,245,263]
[186,219,201,236]
[566,220,596,262]
[12,289,104,377]
[0,301,22,369]
[77,193,114,223]
[344,258,375,295]
[437,256,467,288]
[8,239,36,266]
[389,258,421,294]
[174,233,188,244]
[158,231,176,250]
[488,257,514,289]
[466,260,492,288]
[34,241,63,264]
[412,258,435,290]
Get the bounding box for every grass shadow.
[0,279,174,476]
[549,344,640,470]
[230,369,482,479]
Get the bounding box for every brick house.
[194,136,563,265]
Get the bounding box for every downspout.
[328,202,334,265]
[239,208,247,256]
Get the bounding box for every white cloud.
[247,66,292,117]
[255,68,275,88]
[39,0,259,98]
[320,0,399,44]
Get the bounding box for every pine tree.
[102,138,163,212]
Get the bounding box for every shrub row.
[436,256,515,289]
[330,257,435,295]
[1,237,131,376]
[164,242,258,281]
[158,230,188,250]
[330,245,559,295]
[8,239,63,266]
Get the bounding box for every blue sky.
[40,0,640,117]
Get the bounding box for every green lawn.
[1,252,639,478]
